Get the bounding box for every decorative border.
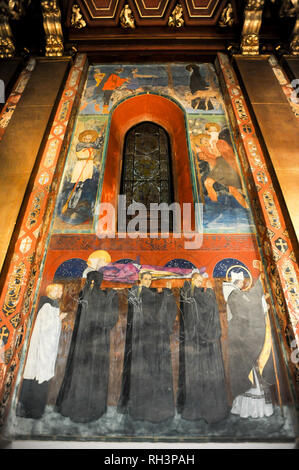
[0,59,36,143]
[216,53,299,371]
[0,54,88,427]
[75,0,222,22]
[1,52,298,430]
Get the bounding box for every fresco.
[3,62,297,443]
[53,115,106,232]
[52,63,254,234]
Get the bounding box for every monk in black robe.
[56,271,119,423]
[186,64,213,110]
[118,272,177,423]
[177,273,229,423]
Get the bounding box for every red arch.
[99,93,194,230]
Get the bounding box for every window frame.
[98,93,195,237]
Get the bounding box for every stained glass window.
[120,121,174,232]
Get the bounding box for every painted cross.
[0,326,9,345]
[242,124,252,134]
[275,237,289,253]
[19,236,32,254]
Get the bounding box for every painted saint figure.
[177,273,229,423]
[82,250,203,283]
[17,283,67,419]
[56,271,119,423]
[70,129,103,185]
[223,269,274,418]
[59,129,103,225]
[118,272,177,423]
[191,124,248,209]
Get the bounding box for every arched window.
[98,93,195,236]
[120,121,174,232]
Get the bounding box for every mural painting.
[3,62,297,443]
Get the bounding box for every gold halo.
[78,129,98,143]
[226,265,252,291]
[205,122,221,132]
[87,250,111,265]
[191,133,210,146]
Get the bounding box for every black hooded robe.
[56,271,119,423]
[186,64,214,110]
[118,286,177,423]
[177,283,229,423]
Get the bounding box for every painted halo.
[226,264,253,291]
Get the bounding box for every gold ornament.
[241,0,265,55]
[219,3,234,27]
[71,4,86,29]
[41,0,64,57]
[168,3,184,28]
[120,4,135,29]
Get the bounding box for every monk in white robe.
[17,284,67,419]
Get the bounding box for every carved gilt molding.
[280,0,299,55]
[71,3,86,29]
[0,13,15,58]
[119,4,136,29]
[290,31,299,55]
[241,0,265,55]
[41,0,64,57]
[219,2,234,27]
[168,3,184,28]
[0,0,28,58]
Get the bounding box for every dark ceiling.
[1,0,297,61]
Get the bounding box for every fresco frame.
[0,53,298,442]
